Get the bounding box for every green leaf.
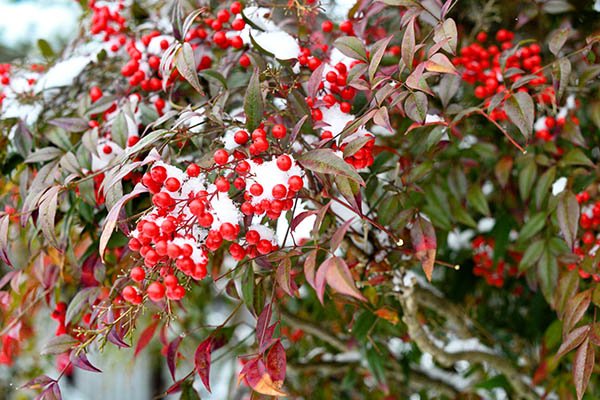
[518,212,546,242]
[111,111,128,148]
[401,19,416,70]
[404,92,428,123]
[333,36,367,61]
[174,42,204,94]
[467,185,490,216]
[369,36,393,82]
[560,148,594,168]
[37,39,55,59]
[244,68,263,131]
[537,247,558,305]
[534,167,556,209]
[556,191,579,251]
[241,263,255,314]
[518,158,537,200]
[298,149,364,185]
[38,186,61,249]
[519,239,545,272]
[504,92,534,139]
[549,28,570,56]
[433,18,457,54]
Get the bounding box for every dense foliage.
[1,0,600,398]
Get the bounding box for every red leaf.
[410,214,437,281]
[556,325,590,359]
[315,258,330,304]
[275,258,297,297]
[330,218,354,252]
[259,322,279,353]
[573,337,594,400]
[167,336,183,380]
[324,257,366,302]
[265,340,286,386]
[194,337,213,393]
[135,320,159,357]
[244,358,287,397]
[563,289,591,337]
[70,351,102,373]
[256,303,273,350]
[304,249,318,290]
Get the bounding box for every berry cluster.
[124,148,304,303]
[453,30,551,121]
[471,236,520,288]
[50,302,68,336]
[566,191,600,282]
[89,0,127,41]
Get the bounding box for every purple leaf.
[70,351,102,373]
[256,303,273,349]
[167,336,183,380]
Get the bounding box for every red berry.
[276,155,292,171]
[234,130,249,144]
[215,177,230,192]
[239,54,251,68]
[90,86,103,103]
[272,184,287,199]
[130,267,145,282]
[214,149,229,165]
[164,177,181,192]
[322,20,333,33]
[250,183,264,196]
[272,124,287,139]
[230,1,242,14]
[147,282,166,302]
[288,175,303,192]
[187,163,200,177]
[476,31,487,43]
[231,18,245,31]
[151,166,167,183]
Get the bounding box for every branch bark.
[397,279,538,400]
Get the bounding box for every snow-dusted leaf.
[174,42,204,94]
[556,191,579,251]
[504,92,534,139]
[298,149,364,185]
[194,337,213,392]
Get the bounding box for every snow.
[447,229,475,251]
[276,200,316,247]
[248,223,277,244]
[458,134,478,149]
[425,114,444,123]
[209,191,243,230]
[0,0,81,49]
[246,156,303,204]
[35,56,91,90]
[477,217,495,233]
[552,176,567,196]
[240,7,301,60]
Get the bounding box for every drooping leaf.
[333,36,367,61]
[323,256,366,302]
[298,149,364,185]
[265,340,286,387]
[41,335,78,355]
[556,325,590,359]
[573,338,594,400]
[174,42,204,94]
[424,53,457,74]
[304,249,318,289]
[402,19,416,70]
[38,186,61,249]
[549,27,570,55]
[504,92,534,139]
[556,191,579,251]
[244,68,263,131]
[410,214,437,281]
[70,351,102,373]
[243,358,287,397]
[167,336,183,381]
[135,320,159,357]
[404,91,428,123]
[194,337,213,392]
[563,290,592,336]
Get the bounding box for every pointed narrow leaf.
[174,42,204,94]
[410,215,437,281]
[244,68,263,131]
[557,191,579,250]
[256,303,273,349]
[563,289,592,336]
[304,249,318,289]
[38,186,61,248]
[556,325,590,359]
[265,340,286,387]
[504,92,534,139]
[333,37,367,61]
[573,338,594,400]
[135,321,159,357]
[194,337,213,392]
[167,336,183,380]
[0,215,11,266]
[298,149,364,185]
[401,19,415,70]
[70,351,102,373]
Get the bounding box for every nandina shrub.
[0,0,600,399]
